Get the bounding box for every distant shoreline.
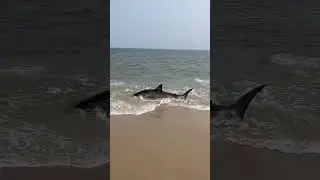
[110,47,210,51]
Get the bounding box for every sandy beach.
[211,140,320,180]
[110,106,210,180]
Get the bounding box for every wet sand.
[0,163,109,180]
[111,106,210,180]
[211,140,320,180]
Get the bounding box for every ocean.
[211,53,320,154]
[0,1,110,178]
[110,48,210,115]
[1,46,318,171]
[0,48,209,168]
[0,60,109,167]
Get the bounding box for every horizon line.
[110,47,210,51]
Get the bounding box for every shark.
[133,84,193,100]
[73,84,266,121]
[74,90,110,115]
[211,84,267,120]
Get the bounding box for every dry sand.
[110,106,210,180]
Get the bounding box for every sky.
[110,0,210,50]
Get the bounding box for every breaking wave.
[110,79,210,115]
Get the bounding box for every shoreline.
[110,105,210,117]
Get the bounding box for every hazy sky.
[110,0,210,50]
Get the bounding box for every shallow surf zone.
[0,70,111,168]
[110,79,210,115]
[211,104,320,154]
[210,72,320,155]
[210,85,320,155]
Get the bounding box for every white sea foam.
[0,65,44,75]
[110,80,125,86]
[111,98,166,115]
[224,136,320,154]
[195,78,209,87]
[110,81,210,115]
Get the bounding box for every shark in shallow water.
[133,84,193,100]
[211,84,267,120]
[73,83,266,121]
[74,90,110,117]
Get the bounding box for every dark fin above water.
[210,84,267,120]
[154,84,163,91]
[232,84,267,119]
[182,88,193,100]
[210,100,232,119]
[74,90,110,111]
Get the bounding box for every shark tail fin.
[182,88,193,100]
[231,84,267,120]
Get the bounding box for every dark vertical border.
[103,0,110,179]
[0,0,110,179]
[211,1,320,180]
[106,0,110,178]
[209,0,213,179]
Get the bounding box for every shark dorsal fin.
[154,84,163,91]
